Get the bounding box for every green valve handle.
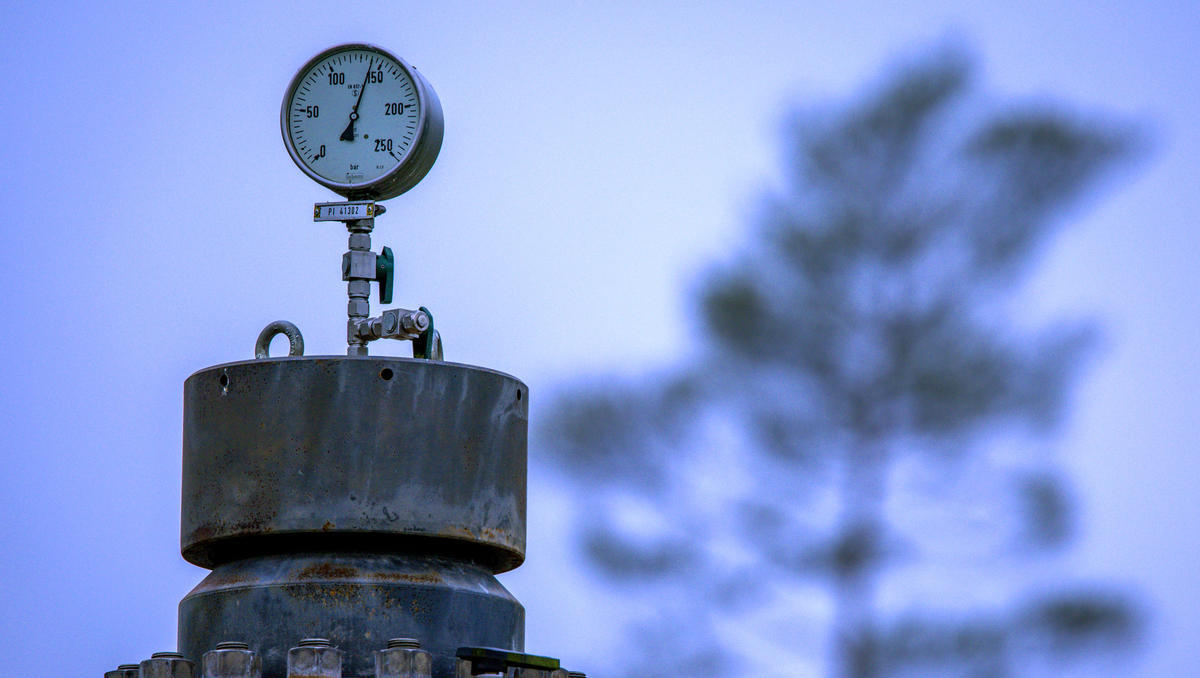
[376,246,394,304]
[414,306,442,360]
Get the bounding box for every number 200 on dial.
[281,44,443,201]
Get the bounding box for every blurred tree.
[540,46,1145,678]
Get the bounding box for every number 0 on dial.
[281,44,443,200]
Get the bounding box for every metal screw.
[297,638,332,647]
[386,638,420,649]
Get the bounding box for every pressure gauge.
[281,44,443,201]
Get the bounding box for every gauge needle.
[340,59,373,141]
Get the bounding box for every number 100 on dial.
[281,44,443,201]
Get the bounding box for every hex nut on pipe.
[288,639,343,678]
[375,639,432,678]
[203,642,261,678]
[141,653,196,678]
[401,311,429,333]
[342,251,377,280]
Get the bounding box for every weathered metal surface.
[181,357,527,573]
[179,553,524,678]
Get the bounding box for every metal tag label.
[314,201,377,221]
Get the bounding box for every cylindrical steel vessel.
[179,553,523,678]
[178,357,528,678]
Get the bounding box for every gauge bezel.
[281,43,444,201]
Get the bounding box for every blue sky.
[0,2,1196,676]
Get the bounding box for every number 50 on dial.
[281,44,444,201]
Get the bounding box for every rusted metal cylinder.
[180,357,527,572]
[178,357,528,678]
[179,553,523,678]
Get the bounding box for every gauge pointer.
[340,59,374,141]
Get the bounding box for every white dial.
[282,44,443,200]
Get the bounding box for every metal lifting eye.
[254,321,305,358]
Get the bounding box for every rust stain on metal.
[206,570,254,586]
[367,570,443,584]
[296,563,359,580]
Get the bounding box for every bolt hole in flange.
[379,368,394,381]
[516,389,522,401]
[219,372,229,393]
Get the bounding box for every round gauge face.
[281,44,443,200]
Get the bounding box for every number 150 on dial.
[281,44,443,201]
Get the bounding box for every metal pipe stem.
[346,218,374,357]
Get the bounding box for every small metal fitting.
[105,664,140,678]
[346,217,374,234]
[348,299,370,317]
[351,309,429,344]
[342,251,378,280]
[375,638,431,678]
[379,309,428,339]
[400,310,430,333]
[287,639,342,678]
[381,312,400,335]
[141,652,196,678]
[347,280,371,297]
[203,641,261,678]
[348,233,372,250]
